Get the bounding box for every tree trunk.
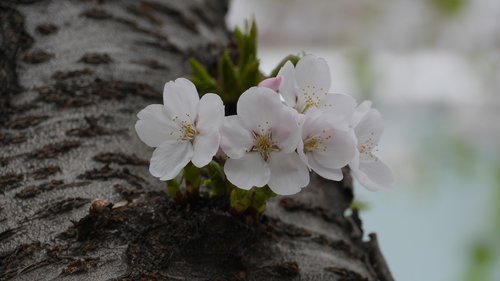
[0,1,394,280]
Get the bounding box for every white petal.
[149,140,193,181]
[313,128,357,169]
[224,153,270,189]
[355,108,384,145]
[307,155,343,181]
[352,159,394,191]
[350,100,372,128]
[349,147,361,170]
[270,106,301,153]
[318,93,357,125]
[277,61,298,108]
[163,78,199,124]
[297,138,308,165]
[196,93,224,134]
[220,116,253,159]
[135,104,180,147]
[295,54,331,98]
[192,132,219,168]
[268,152,310,195]
[300,108,321,139]
[237,86,286,133]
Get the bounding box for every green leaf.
[251,186,276,213]
[235,20,257,68]
[463,243,494,281]
[183,162,201,195]
[230,188,251,214]
[350,50,375,100]
[350,199,370,211]
[167,179,182,202]
[206,161,227,198]
[248,19,257,57]
[235,29,247,69]
[188,58,217,94]
[240,59,262,90]
[430,0,467,16]
[269,54,300,77]
[218,51,240,101]
[188,18,265,104]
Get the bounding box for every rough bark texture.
[0,0,394,280]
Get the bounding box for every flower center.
[303,137,318,153]
[303,130,331,154]
[180,122,197,142]
[252,131,280,161]
[304,94,319,107]
[358,132,377,161]
[299,85,327,113]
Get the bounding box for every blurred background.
[228,1,500,280]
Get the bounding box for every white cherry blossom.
[349,104,394,191]
[277,54,356,120]
[220,86,309,195]
[297,109,357,181]
[135,78,224,180]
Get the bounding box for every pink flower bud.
[258,76,283,92]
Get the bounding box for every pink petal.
[258,76,283,92]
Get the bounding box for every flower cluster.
[135,54,393,199]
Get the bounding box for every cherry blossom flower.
[277,54,356,120]
[220,86,309,195]
[349,104,394,191]
[135,78,224,180]
[297,109,357,181]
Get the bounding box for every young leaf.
[206,161,227,197]
[241,59,263,91]
[269,54,301,77]
[230,188,251,214]
[167,179,183,203]
[188,58,217,94]
[251,186,276,213]
[218,51,240,101]
[183,162,201,195]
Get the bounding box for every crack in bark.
[77,165,147,188]
[32,197,90,219]
[66,117,126,138]
[28,165,61,180]
[35,23,58,35]
[0,172,24,192]
[21,49,53,64]
[0,4,33,125]
[37,78,159,109]
[79,53,113,65]
[7,115,48,129]
[93,152,149,166]
[28,140,81,159]
[15,180,90,199]
[0,131,26,145]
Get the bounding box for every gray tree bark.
[0,0,394,280]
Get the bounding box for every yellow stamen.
[358,132,377,161]
[180,123,197,141]
[251,130,280,161]
[303,137,318,153]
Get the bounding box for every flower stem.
[183,162,201,198]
